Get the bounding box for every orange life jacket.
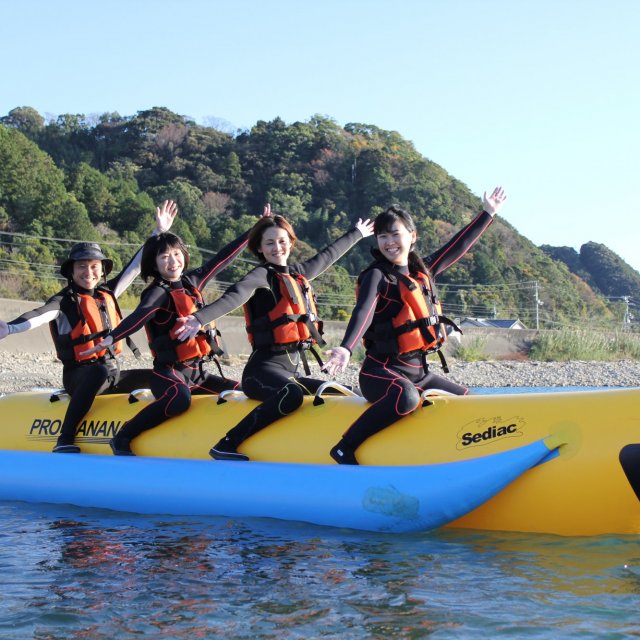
[244,269,325,350]
[392,271,447,353]
[147,282,222,365]
[363,264,458,365]
[52,288,124,363]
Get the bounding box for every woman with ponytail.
[323,187,507,464]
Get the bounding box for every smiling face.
[72,259,103,290]
[259,226,293,266]
[155,246,186,281]
[376,220,416,266]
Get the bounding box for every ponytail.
[408,251,429,277]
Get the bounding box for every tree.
[38,113,95,168]
[67,162,117,225]
[0,125,69,229]
[0,106,45,139]
[49,195,98,241]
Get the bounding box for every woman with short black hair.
[83,208,267,455]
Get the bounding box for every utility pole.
[532,281,545,330]
[608,295,633,329]
[623,296,631,328]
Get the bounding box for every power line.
[2,232,636,328]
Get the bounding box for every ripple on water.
[1,502,640,638]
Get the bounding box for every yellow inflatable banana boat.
[0,384,639,536]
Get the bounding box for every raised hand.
[156,200,179,233]
[322,346,351,377]
[482,187,507,217]
[356,218,375,238]
[261,203,272,218]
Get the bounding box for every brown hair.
[247,215,297,261]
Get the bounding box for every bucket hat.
[60,242,113,279]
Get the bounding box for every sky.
[2,0,639,271]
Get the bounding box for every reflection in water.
[0,503,639,638]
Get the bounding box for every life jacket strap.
[200,355,226,380]
[108,290,140,358]
[300,344,325,376]
[437,350,450,374]
[298,314,326,347]
[247,314,325,348]
[60,329,109,348]
[126,336,142,359]
[208,327,224,356]
[280,275,300,306]
[151,328,222,365]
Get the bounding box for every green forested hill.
[541,242,640,323]
[0,105,633,328]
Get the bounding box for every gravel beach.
[0,351,638,394]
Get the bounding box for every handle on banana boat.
[217,389,248,405]
[313,381,360,406]
[49,389,69,403]
[420,388,455,407]
[128,388,154,403]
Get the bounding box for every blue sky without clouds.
[2,0,639,271]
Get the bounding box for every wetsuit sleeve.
[5,294,62,334]
[339,269,385,354]
[193,266,269,326]
[424,210,494,278]
[108,286,168,343]
[296,228,365,281]
[106,246,144,299]
[187,230,250,289]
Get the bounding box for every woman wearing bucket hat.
[0,200,178,453]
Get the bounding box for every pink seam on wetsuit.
[345,293,379,352]
[199,239,249,282]
[429,215,492,274]
[360,354,421,416]
[151,367,187,418]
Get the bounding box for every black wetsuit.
[194,228,365,453]
[104,233,249,448]
[6,253,149,446]
[336,211,494,455]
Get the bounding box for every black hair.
[140,232,190,282]
[371,205,429,275]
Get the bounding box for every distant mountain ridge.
[540,242,640,301]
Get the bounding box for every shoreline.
[0,351,638,394]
